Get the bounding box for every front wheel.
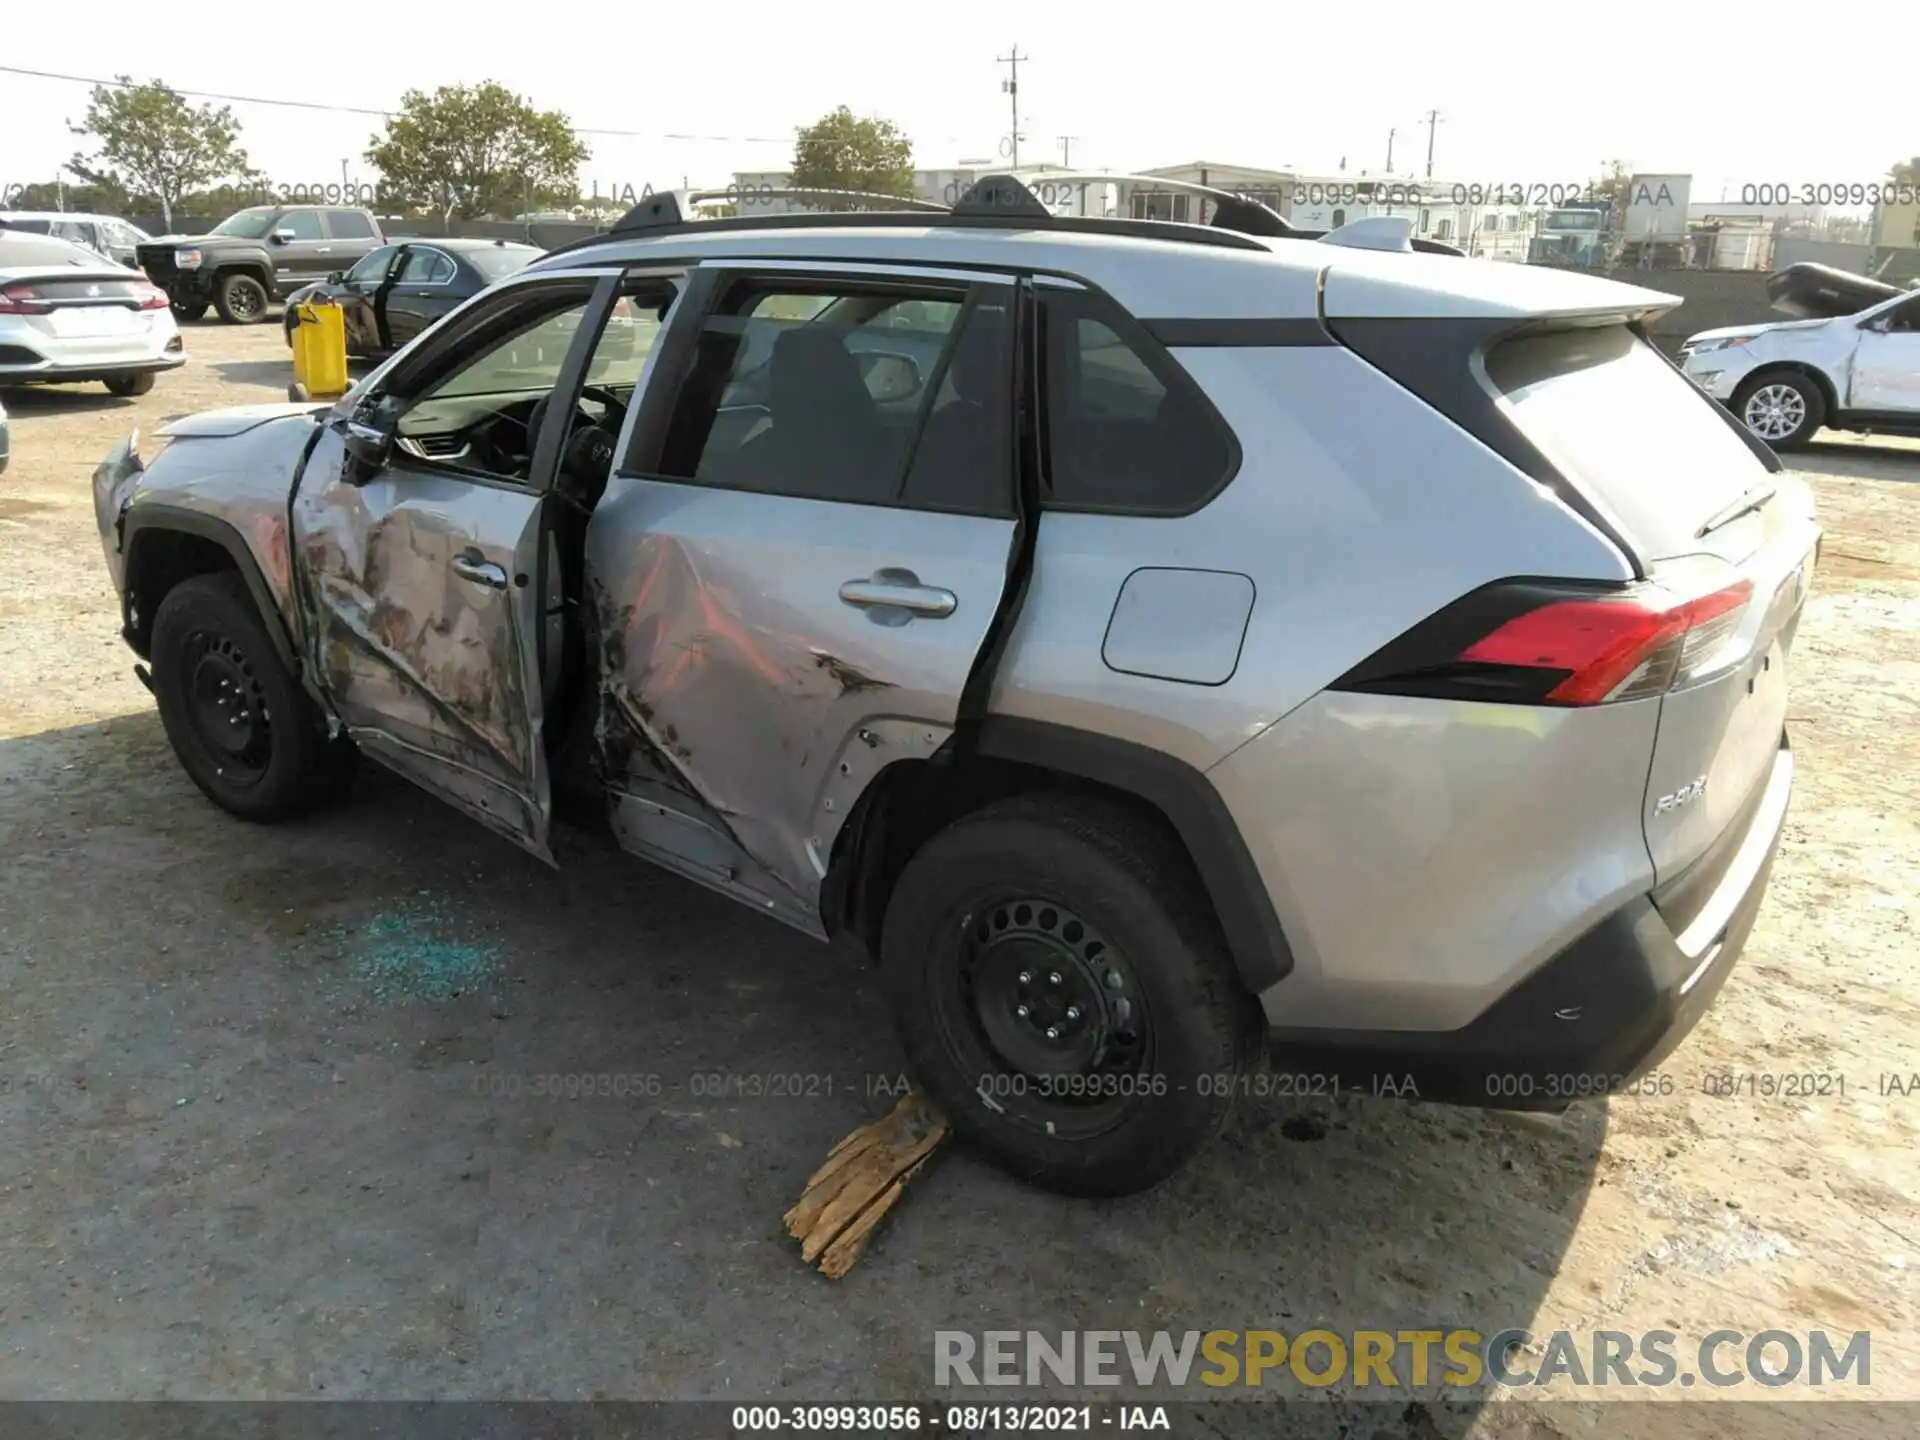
[104,372,155,398]
[170,297,209,322]
[1733,371,1825,450]
[149,572,356,820]
[880,795,1260,1197]
[214,272,270,325]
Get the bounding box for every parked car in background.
[137,204,386,325]
[0,230,183,396]
[1681,285,1920,448]
[0,394,10,474]
[0,212,153,268]
[281,238,544,356]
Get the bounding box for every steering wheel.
[526,384,629,508]
[527,384,628,452]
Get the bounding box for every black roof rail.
[999,171,1298,238]
[534,206,1273,263]
[611,186,948,234]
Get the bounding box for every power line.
[0,63,956,148]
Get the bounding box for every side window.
[654,278,1008,510]
[108,221,143,247]
[343,245,398,286]
[1040,291,1235,513]
[393,288,599,484]
[1885,299,1920,334]
[399,248,458,285]
[275,210,325,240]
[325,210,376,240]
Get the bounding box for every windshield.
[466,245,543,282]
[210,207,278,239]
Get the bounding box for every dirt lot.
[2,321,1917,1436]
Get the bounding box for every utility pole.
[1386,128,1396,173]
[1422,109,1443,179]
[998,46,1026,170]
[1058,135,1077,167]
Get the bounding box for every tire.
[880,794,1260,1197]
[170,298,209,322]
[149,572,356,821]
[214,271,270,325]
[1732,370,1825,450]
[104,372,155,398]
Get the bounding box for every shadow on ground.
[0,712,1604,1424]
[0,385,137,415]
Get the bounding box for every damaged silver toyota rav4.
[92,177,1819,1196]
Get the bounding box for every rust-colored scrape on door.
[784,1091,949,1279]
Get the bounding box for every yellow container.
[288,299,349,402]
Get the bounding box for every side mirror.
[339,396,398,479]
[859,351,923,404]
[271,228,296,245]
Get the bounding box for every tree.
[365,82,589,222]
[2,178,129,213]
[788,106,915,200]
[1888,157,1920,186]
[66,78,252,230]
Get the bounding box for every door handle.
[452,549,509,590]
[839,573,957,618]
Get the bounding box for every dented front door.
[293,426,554,860]
[287,276,620,863]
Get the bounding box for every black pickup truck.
[137,204,386,324]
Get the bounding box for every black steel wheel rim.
[182,628,273,784]
[230,283,262,318]
[933,891,1153,1139]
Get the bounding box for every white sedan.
[0,229,185,396]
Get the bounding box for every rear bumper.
[0,350,185,385]
[1268,736,1794,1109]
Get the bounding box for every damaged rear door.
[290,271,626,861]
[588,261,1024,930]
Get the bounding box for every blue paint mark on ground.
[332,893,502,1004]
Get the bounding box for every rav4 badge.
[1654,777,1708,816]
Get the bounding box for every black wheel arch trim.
[120,505,300,676]
[970,715,1294,993]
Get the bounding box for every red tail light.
[135,284,169,311]
[0,285,53,315]
[1333,578,1754,707]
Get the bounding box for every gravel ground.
[1,321,1917,1437]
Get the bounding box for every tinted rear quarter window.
[1041,291,1234,513]
[326,210,376,240]
[1485,327,1768,555]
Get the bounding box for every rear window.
[325,210,376,239]
[466,245,542,281]
[0,232,101,267]
[1485,326,1768,556]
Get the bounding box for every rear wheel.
[1733,370,1824,450]
[880,795,1259,1197]
[104,372,155,398]
[214,272,270,325]
[149,572,356,820]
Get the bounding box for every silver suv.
[91,177,1819,1196]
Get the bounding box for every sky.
[1,2,1914,209]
